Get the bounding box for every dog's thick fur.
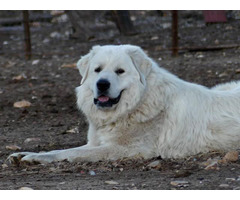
[8,45,240,164]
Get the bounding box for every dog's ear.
[125,45,152,85]
[77,45,100,84]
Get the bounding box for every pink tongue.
[98,96,109,102]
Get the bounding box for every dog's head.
[76,45,152,122]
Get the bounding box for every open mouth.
[94,91,123,108]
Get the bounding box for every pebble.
[225,178,235,182]
[233,187,240,190]
[18,187,34,190]
[50,31,62,39]
[219,184,229,188]
[89,170,96,176]
[219,72,228,78]
[147,160,161,168]
[170,180,189,187]
[43,38,50,43]
[196,52,204,58]
[151,36,159,40]
[6,145,21,151]
[2,164,8,169]
[24,137,41,143]
[32,59,40,65]
[105,181,119,185]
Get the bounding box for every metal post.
[172,10,178,56]
[22,10,31,60]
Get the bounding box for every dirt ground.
[1,10,240,190]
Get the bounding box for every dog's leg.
[8,145,128,164]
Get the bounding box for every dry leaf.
[6,145,21,151]
[66,127,79,134]
[61,63,77,68]
[12,74,27,81]
[13,100,31,108]
[222,151,239,163]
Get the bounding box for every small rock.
[49,167,57,172]
[196,52,204,58]
[50,31,62,39]
[119,168,124,172]
[214,39,220,45]
[59,182,66,185]
[18,187,34,190]
[43,38,50,43]
[184,53,193,58]
[24,138,41,143]
[225,178,235,182]
[13,100,31,108]
[170,180,189,187]
[162,23,171,29]
[219,72,228,78]
[32,59,40,65]
[6,145,21,151]
[225,25,233,30]
[222,151,239,163]
[233,187,240,190]
[151,36,159,40]
[2,164,8,169]
[105,181,119,185]
[219,184,229,188]
[89,170,96,176]
[147,160,161,168]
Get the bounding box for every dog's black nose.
[97,79,110,92]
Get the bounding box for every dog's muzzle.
[94,79,123,108]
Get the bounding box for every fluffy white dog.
[8,44,240,164]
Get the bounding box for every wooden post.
[22,10,31,60]
[171,10,178,56]
[111,11,137,36]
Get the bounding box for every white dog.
[8,44,240,164]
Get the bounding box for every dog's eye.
[95,67,102,73]
[115,68,125,75]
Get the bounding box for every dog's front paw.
[7,152,56,165]
[7,152,38,165]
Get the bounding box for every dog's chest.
[96,119,158,147]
